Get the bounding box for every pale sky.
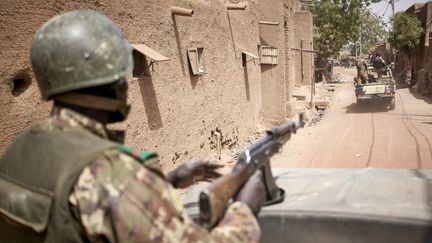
[369,0,430,24]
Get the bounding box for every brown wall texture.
[293,11,314,85]
[372,42,391,65]
[395,2,432,94]
[257,0,299,122]
[258,0,288,121]
[0,0,308,170]
[0,0,264,170]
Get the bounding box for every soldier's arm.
[69,149,260,243]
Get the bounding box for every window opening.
[132,50,151,78]
[197,48,205,73]
[259,46,279,65]
[187,48,206,75]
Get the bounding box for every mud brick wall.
[293,11,313,85]
[257,0,300,121]
[0,0,264,170]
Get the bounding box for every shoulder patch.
[116,146,157,164]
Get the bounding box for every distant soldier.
[356,59,368,85]
[0,10,265,242]
[372,53,385,79]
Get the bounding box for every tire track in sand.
[398,92,423,168]
[366,113,375,167]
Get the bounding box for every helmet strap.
[55,92,131,123]
[54,92,125,112]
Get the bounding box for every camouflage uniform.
[45,107,261,242]
[357,61,368,84]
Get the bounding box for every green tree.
[388,12,423,83]
[309,0,363,59]
[308,0,373,81]
[388,12,423,56]
[308,0,381,59]
[359,9,388,54]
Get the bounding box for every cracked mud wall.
[293,11,313,86]
[0,0,53,155]
[258,0,299,121]
[258,0,287,121]
[0,0,263,170]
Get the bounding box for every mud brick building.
[371,42,391,65]
[393,1,432,95]
[293,10,314,85]
[404,2,432,95]
[0,0,313,169]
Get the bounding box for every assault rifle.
[199,113,305,229]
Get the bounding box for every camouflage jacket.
[47,108,261,242]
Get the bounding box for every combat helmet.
[31,10,133,100]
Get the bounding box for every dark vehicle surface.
[183,168,432,243]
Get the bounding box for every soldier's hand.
[235,170,266,215]
[167,160,224,188]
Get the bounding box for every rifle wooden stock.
[199,168,249,229]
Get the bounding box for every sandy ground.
[272,67,432,169]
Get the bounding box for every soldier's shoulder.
[73,147,167,205]
[115,145,157,164]
[83,146,164,181]
[114,146,165,178]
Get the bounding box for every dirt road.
[273,67,432,169]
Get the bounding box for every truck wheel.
[389,98,395,110]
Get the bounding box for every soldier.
[356,59,368,85]
[372,53,385,79]
[0,10,265,242]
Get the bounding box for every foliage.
[359,9,388,54]
[388,12,424,56]
[308,0,372,59]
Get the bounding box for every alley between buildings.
[273,67,432,168]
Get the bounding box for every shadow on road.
[345,101,390,114]
[409,88,432,105]
[396,83,408,90]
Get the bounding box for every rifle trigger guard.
[264,188,285,206]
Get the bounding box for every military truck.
[355,65,396,110]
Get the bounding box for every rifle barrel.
[269,113,305,137]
